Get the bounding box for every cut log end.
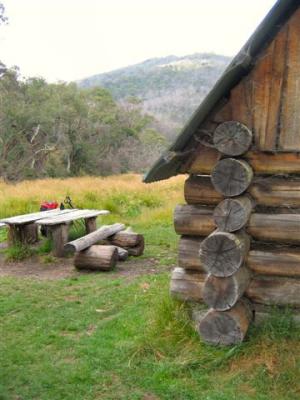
[213,196,253,232]
[199,230,250,277]
[211,158,253,197]
[198,299,253,346]
[213,121,253,156]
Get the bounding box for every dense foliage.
[0,65,166,180]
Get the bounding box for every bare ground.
[0,242,173,281]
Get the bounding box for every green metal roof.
[144,0,300,183]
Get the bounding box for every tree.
[0,2,8,25]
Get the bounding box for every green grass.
[0,273,299,400]
[0,176,299,399]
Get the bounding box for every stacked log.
[171,120,300,345]
[65,224,144,271]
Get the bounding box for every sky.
[0,0,277,82]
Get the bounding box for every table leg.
[85,217,97,234]
[50,224,69,257]
[8,223,39,245]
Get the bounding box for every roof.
[144,0,300,183]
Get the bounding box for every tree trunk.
[64,223,125,252]
[198,298,253,345]
[184,175,223,205]
[178,236,206,272]
[213,121,252,156]
[203,265,251,311]
[211,158,253,197]
[170,267,206,302]
[74,245,118,271]
[213,196,253,232]
[199,230,250,277]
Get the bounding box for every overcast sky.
[0,0,277,82]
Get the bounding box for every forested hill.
[78,53,231,138]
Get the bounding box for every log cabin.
[144,0,300,345]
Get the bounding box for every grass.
[0,174,299,399]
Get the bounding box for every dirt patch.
[0,243,173,281]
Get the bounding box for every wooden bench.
[35,209,109,257]
[0,208,109,256]
[0,209,75,245]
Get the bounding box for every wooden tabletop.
[35,209,110,226]
[0,208,109,226]
[0,209,76,226]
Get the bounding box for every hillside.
[78,53,231,138]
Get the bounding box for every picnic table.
[0,208,109,257]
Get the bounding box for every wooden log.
[247,214,300,244]
[211,158,253,197]
[8,223,39,245]
[213,121,253,156]
[178,236,206,272]
[50,224,69,257]
[199,230,250,277]
[184,175,223,205]
[185,175,300,208]
[64,223,125,253]
[175,205,300,245]
[107,228,144,256]
[170,267,206,302]
[85,217,97,233]
[247,249,300,278]
[174,205,214,236]
[246,276,300,308]
[178,236,300,278]
[198,298,253,346]
[187,149,300,176]
[115,246,129,261]
[74,245,118,271]
[203,266,251,311]
[213,196,253,232]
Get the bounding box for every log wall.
[172,125,300,344]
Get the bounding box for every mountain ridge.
[78,53,231,139]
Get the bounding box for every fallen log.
[74,245,118,271]
[198,298,253,346]
[170,267,206,302]
[174,205,300,245]
[115,246,129,261]
[185,175,300,208]
[213,121,253,156]
[203,266,251,311]
[211,158,253,197]
[178,236,300,278]
[64,223,125,253]
[199,230,250,277]
[106,228,145,256]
